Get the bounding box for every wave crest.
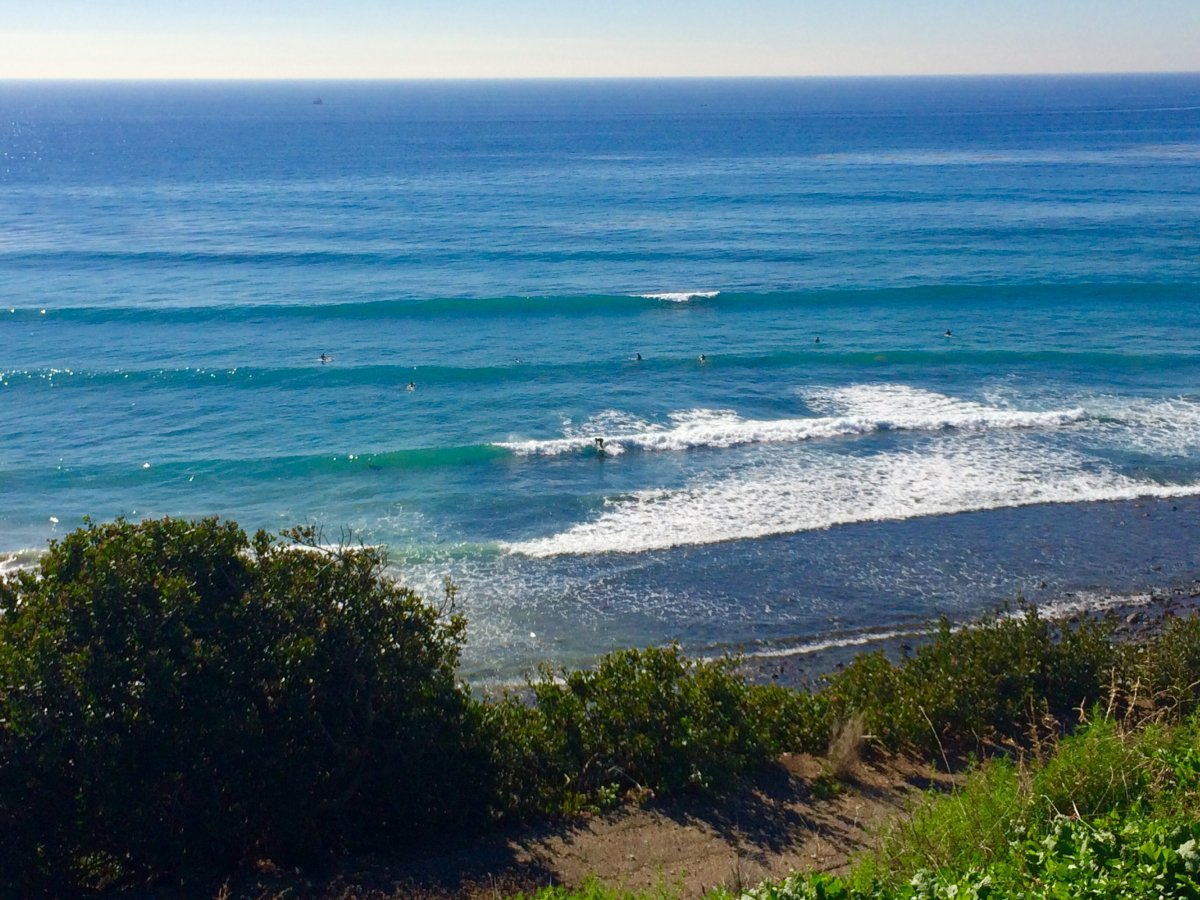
[635,290,721,303]
[497,386,1090,458]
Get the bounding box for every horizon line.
[3,70,1199,84]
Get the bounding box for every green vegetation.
[824,609,1116,753]
[0,518,486,893]
[484,646,837,818]
[2,517,1199,896]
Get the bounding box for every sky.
[1,0,1197,79]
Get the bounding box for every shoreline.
[737,579,1200,688]
[7,541,1199,694]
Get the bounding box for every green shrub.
[823,609,1116,753]
[743,681,834,756]
[0,517,485,893]
[479,693,564,819]
[821,650,900,747]
[493,646,780,816]
[6,516,1200,896]
[1147,715,1200,818]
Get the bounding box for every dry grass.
[827,714,867,781]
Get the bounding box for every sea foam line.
[708,627,926,664]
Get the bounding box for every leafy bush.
[484,643,777,816]
[743,681,833,756]
[0,517,485,892]
[823,608,1116,753]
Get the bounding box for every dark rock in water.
[1125,612,1140,626]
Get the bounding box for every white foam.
[637,290,720,303]
[1092,396,1200,458]
[1035,590,1156,621]
[713,627,925,664]
[0,548,42,577]
[499,409,654,457]
[498,387,1089,458]
[508,435,1200,558]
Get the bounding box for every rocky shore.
[739,580,1200,688]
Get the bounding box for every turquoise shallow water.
[2,76,1199,681]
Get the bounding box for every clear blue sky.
[2,0,1197,79]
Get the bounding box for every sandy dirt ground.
[183,752,948,900]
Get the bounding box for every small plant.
[511,875,682,899]
[1137,616,1200,716]
[810,773,844,801]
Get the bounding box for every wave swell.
[9,281,1194,324]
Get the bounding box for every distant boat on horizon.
[312,98,323,105]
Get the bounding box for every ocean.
[2,75,1199,683]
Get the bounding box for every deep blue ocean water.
[2,76,1199,681]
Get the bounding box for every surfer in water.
[944,329,953,338]
[814,336,821,344]
[698,354,707,363]
[594,437,606,456]
[635,353,642,361]
[319,352,332,364]
[406,381,416,391]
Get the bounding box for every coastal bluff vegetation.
[2,517,1199,898]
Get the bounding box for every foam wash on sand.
[2,76,1199,681]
